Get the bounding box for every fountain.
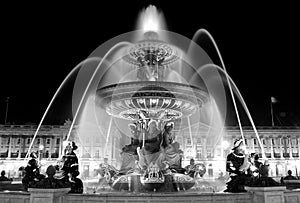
[25,5,267,194]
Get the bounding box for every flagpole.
[5,97,9,125]
[270,97,274,127]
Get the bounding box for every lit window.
[196,147,202,159]
[96,138,100,144]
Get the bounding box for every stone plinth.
[245,186,286,203]
[28,188,70,203]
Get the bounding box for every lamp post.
[4,97,9,124]
[39,144,44,162]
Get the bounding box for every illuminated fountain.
[26,5,266,193]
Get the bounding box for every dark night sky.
[0,1,299,126]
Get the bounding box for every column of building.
[17,137,21,159]
[289,136,293,159]
[58,137,63,158]
[7,136,12,158]
[251,137,255,152]
[270,136,274,159]
[279,137,283,159]
[49,136,53,159]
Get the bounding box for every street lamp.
[38,144,44,161]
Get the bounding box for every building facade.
[0,124,299,179]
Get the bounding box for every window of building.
[207,148,213,158]
[262,139,265,145]
[95,138,100,144]
[196,147,202,159]
[37,138,40,144]
[46,139,51,145]
[17,138,21,145]
[206,138,212,145]
[272,138,274,145]
[292,138,296,146]
[56,138,60,145]
[94,150,100,158]
[245,139,247,145]
[7,138,10,145]
[186,138,191,145]
[27,138,31,145]
[197,138,202,145]
[254,139,257,145]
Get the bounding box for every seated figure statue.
[158,122,183,172]
[137,121,183,173]
[22,152,45,191]
[119,123,141,174]
[55,141,83,193]
[32,165,68,189]
[224,139,251,193]
[250,161,280,187]
[137,120,163,169]
[0,170,12,182]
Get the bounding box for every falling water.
[190,29,266,159]
[198,63,266,158]
[24,57,100,160]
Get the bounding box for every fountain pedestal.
[245,186,286,203]
[28,188,70,203]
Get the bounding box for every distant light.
[40,159,47,165]
[39,145,44,151]
[63,140,69,148]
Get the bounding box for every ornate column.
[279,137,283,159]
[18,137,21,159]
[7,136,12,158]
[49,137,53,159]
[22,137,26,158]
[289,137,293,159]
[58,137,62,158]
[270,137,274,159]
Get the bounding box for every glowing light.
[139,5,164,32]
[39,144,44,151]
[143,16,159,32]
[63,140,69,148]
